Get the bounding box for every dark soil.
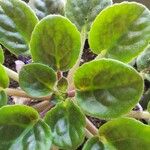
[3,47,18,88]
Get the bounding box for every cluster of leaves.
[0,0,150,149]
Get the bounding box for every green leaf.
[136,45,150,71]
[0,105,52,150]
[0,0,38,56]
[57,77,68,93]
[30,15,81,71]
[83,136,104,150]
[29,0,65,19]
[44,100,86,150]
[0,90,7,107]
[0,105,39,149]
[11,120,52,150]
[99,117,150,150]
[74,59,143,119]
[65,0,112,31]
[0,64,9,89]
[19,63,56,97]
[0,46,4,64]
[89,2,150,63]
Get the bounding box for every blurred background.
[114,0,150,8]
[24,0,150,9]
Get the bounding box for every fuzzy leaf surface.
[89,2,150,63]
[0,105,39,150]
[74,59,143,119]
[44,100,86,149]
[29,0,65,19]
[99,118,150,150]
[82,136,104,150]
[0,64,9,89]
[0,0,38,55]
[65,0,112,31]
[19,63,56,97]
[30,15,81,71]
[0,90,7,107]
[11,120,52,150]
[136,45,150,71]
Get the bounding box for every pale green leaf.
[89,2,150,63]
[30,15,81,71]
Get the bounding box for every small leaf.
[19,63,56,97]
[44,100,86,149]
[57,77,68,93]
[99,117,150,150]
[74,59,143,119]
[0,64,9,89]
[136,45,150,71]
[30,15,81,71]
[89,2,150,63]
[0,105,52,150]
[29,0,65,19]
[65,0,112,31]
[82,136,104,150]
[0,46,4,64]
[0,90,7,107]
[0,0,38,55]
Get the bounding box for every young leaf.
[82,136,104,150]
[0,90,7,107]
[29,0,65,19]
[0,46,4,64]
[74,59,143,119]
[99,117,150,150]
[0,0,38,56]
[57,77,68,93]
[19,63,56,97]
[0,105,52,150]
[44,100,86,150]
[136,45,150,71]
[30,15,81,71]
[89,2,150,63]
[0,64,9,89]
[65,0,112,31]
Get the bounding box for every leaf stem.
[5,88,51,100]
[5,88,76,100]
[85,128,94,139]
[3,66,19,82]
[128,110,150,120]
[86,118,98,136]
[52,145,59,150]
[67,27,87,91]
[57,71,62,80]
[32,100,50,112]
